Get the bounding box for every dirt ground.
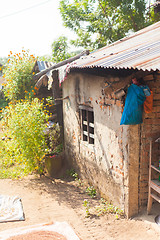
[0,175,159,240]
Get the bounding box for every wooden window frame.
[79,105,94,145]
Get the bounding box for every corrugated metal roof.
[37,61,55,72]
[71,21,160,72]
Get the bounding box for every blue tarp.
[120,84,147,125]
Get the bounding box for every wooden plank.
[83,131,88,136]
[151,165,160,174]
[155,137,160,142]
[89,122,94,128]
[147,138,160,214]
[83,120,87,126]
[151,193,160,203]
[79,105,93,111]
[147,194,153,215]
[150,180,160,194]
[89,133,94,139]
[148,139,152,184]
[152,179,160,186]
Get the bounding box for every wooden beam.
[35,74,48,90]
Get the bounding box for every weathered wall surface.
[139,72,160,210]
[62,73,140,217]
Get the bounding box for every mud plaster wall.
[62,73,140,217]
[139,72,160,210]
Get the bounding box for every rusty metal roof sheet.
[71,21,160,72]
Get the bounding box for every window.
[79,105,94,144]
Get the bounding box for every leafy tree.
[51,36,73,63]
[149,1,160,23]
[3,50,36,101]
[59,0,156,49]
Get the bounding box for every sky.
[0,0,76,58]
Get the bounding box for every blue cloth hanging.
[120,84,147,125]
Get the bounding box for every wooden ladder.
[147,137,160,214]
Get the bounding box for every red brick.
[154,94,160,100]
[148,82,160,88]
[144,113,156,119]
[143,118,160,124]
[156,112,160,118]
[153,102,160,108]
[155,75,160,80]
[140,150,149,161]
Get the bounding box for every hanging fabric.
[120,84,146,125]
[143,90,153,113]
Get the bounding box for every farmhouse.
[34,21,160,218]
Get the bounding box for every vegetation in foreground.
[0,99,50,178]
[0,49,61,179]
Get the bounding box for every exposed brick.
[154,94,160,100]
[140,151,149,162]
[147,82,160,88]
[156,112,160,118]
[141,124,152,132]
[153,101,160,108]
[144,113,156,119]
[143,118,160,124]
[155,75,160,80]
[142,132,160,139]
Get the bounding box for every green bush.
[1,98,49,175]
[3,49,36,101]
[0,98,8,119]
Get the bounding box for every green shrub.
[0,98,8,119]
[3,49,36,101]
[1,98,49,175]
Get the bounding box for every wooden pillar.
[125,125,140,218]
[52,70,64,141]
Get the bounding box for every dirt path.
[0,175,159,240]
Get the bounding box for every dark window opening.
[80,106,94,144]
